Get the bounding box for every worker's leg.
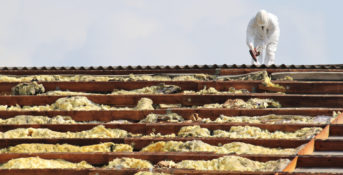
[257,48,264,65]
[265,42,278,65]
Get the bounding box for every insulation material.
[262,76,285,90]
[157,104,182,109]
[0,157,93,169]
[0,115,77,124]
[174,155,289,172]
[140,140,296,155]
[0,96,154,111]
[184,87,249,95]
[139,113,184,123]
[134,172,171,175]
[145,125,321,139]
[11,82,45,95]
[42,90,93,96]
[195,98,281,109]
[0,142,133,153]
[142,133,176,138]
[112,84,181,95]
[1,125,132,138]
[0,74,214,82]
[201,114,332,124]
[0,115,132,124]
[217,71,268,81]
[41,86,246,96]
[105,157,153,169]
[178,125,211,137]
[213,126,322,139]
[135,98,154,110]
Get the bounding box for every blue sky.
[0,0,341,66]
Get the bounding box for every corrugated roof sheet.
[0,64,343,71]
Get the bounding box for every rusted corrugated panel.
[0,64,342,70]
[0,64,343,75]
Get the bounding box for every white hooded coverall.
[246,10,280,65]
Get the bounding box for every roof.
[0,64,342,174]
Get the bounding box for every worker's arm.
[246,18,255,51]
[246,19,258,61]
[247,19,259,62]
[266,14,280,40]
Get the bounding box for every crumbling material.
[175,125,322,139]
[0,157,93,169]
[0,115,76,124]
[197,98,281,109]
[134,172,171,175]
[260,76,286,92]
[201,114,332,124]
[159,155,290,172]
[213,126,322,139]
[140,140,296,155]
[139,113,184,123]
[11,81,45,95]
[217,71,268,80]
[105,157,153,169]
[184,87,249,94]
[0,142,133,153]
[0,96,154,111]
[1,125,133,138]
[0,73,215,82]
[112,83,181,95]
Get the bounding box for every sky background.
[0,0,342,67]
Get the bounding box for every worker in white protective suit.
[246,10,280,65]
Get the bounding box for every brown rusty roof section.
[1,64,343,70]
[1,64,343,75]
